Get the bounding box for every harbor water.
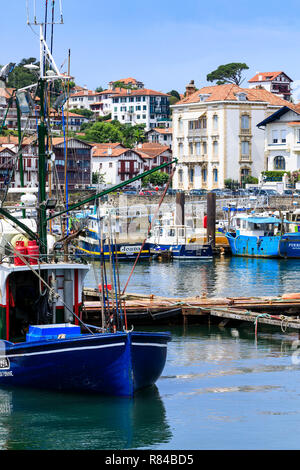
[1,257,300,450]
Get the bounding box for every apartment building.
[171,82,294,191]
[111,89,170,131]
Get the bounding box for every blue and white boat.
[0,6,171,397]
[147,224,213,260]
[0,321,170,397]
[226,214,284,257]
[74,210,151,261]
[279,232,300,258]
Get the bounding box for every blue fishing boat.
[0,4,172,397]
[279,233,300,258]
[75,213,150,260]
[148,225,213,260]
[226,215,283,257]
[0,325,169,396]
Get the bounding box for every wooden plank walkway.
[82,288,300,334]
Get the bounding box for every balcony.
[180,154,208,164]
[187,129,207,137]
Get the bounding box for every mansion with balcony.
[171,82,294,191]
[257,104,300,173]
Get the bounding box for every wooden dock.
[82,288,300,333]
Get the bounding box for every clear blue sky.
[2,0,300,95]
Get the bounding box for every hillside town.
[0,68,299,194]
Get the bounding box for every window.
[213,168,218,182]
[178,169,183,183]
[297,129,300,143]
[213,114,218,131]
[274,156,285,170]
[202,168,207,182]
[241,141,249,156]
[136,106,141,111]
[196,142,201,155]
[281,130,286,143]
[272,130,279,143]
[189,142,193,155]
[202,141,207,154]
[241,114,250,129]
[213,141,218,157]
[178,143,183,156]
[189,168,194,183]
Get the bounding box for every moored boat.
[0,3,172,397]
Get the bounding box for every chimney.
[185,80,196,97]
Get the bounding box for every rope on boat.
[122,163,177,296]
[6,239,94,335]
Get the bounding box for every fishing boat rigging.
[0,1,174,396]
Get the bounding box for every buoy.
[282,293,300,299]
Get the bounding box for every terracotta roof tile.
[113,88,169,98]
[175,84,295,109]
[248,71,292,83]
[134,143,171,158]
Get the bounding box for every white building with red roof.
[111,88,170,131]
[171,81,295,191]
[91,142,146,187]
[257,104,300,175]
[248,71,293,102]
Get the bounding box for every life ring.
[282,293,300,299]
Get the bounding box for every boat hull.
[0,331,170,396]
[226,233,280,257]
[149,243,213,259]
[279,233,300,258]
[75,241,151,260]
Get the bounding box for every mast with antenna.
[26,1,69,259]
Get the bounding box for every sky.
[2,0,300,99]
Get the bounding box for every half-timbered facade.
[92,143,145,187]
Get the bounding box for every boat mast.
[27,1,65,258]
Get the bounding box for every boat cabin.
[148,225,193,245]
[0,262,89,342]
[232,216,282,237]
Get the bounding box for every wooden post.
[175,192,185,226]
[207,192,216,248]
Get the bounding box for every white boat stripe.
[132,342,167,348]
[0,342,126,359]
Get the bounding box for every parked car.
[165,188,177,195]
[122,189,137,195]
[139,190,156,196]
[282,189,293,196]
[189,189,207,196]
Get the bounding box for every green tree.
[6,58,39,89]
[95,86,104,92]
[83,121,123,143]
[69,108,94,119]
[207,63,249,86]
[142,172,170,187]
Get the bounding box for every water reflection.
[84,257,300,299]
[0,385,171,450]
